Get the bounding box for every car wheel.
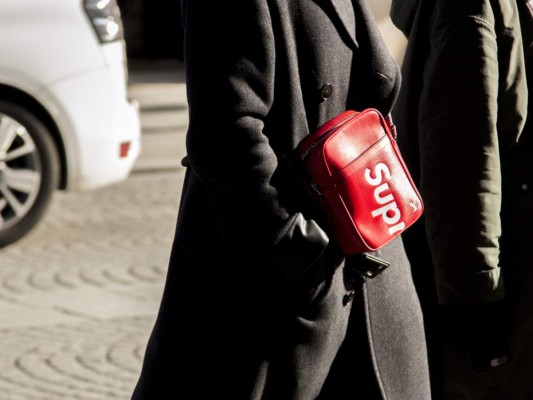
[0,101,60,248]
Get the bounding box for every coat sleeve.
[181,0,329,281]
[419,9,526,305]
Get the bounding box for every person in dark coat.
[390,0,529,398]
[130,0,432,398]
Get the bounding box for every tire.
[0,101,60,248]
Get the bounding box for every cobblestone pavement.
[0,169,184,399]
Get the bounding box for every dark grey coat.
[131,0,431,399]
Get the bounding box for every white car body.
[0,0,140,191]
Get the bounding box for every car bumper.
[40,64,142,191]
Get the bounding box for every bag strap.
[385,113,397,141]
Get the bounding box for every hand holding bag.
[296,108,423,256]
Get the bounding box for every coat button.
[320,83,333,100]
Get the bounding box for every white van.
[0,0,141,247]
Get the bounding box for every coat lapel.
[327,0,358,48]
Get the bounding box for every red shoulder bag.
[296,108,423,255]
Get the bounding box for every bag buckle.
[350,253,390,279]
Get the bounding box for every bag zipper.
[300,113,357,160]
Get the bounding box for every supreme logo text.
[364,163,405,235]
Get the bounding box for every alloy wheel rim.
[0,113,42,230]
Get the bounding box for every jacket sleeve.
[419,9,526,305]
[181,0,329,281]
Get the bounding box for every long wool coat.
[131,0,431,399]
